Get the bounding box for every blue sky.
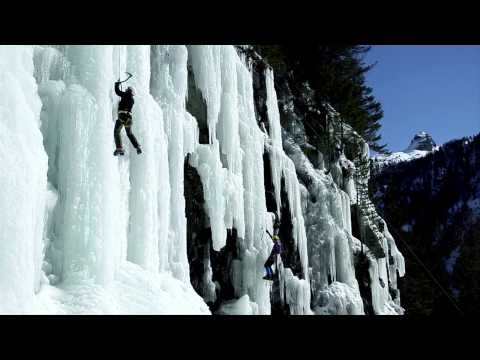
[364,45,480,152]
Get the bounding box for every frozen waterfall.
[0,45,404,315]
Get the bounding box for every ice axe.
[118,72,133,86]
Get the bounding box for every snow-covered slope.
[0,45,404,315]
[372,131,438,170]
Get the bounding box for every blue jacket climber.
[263,234,283,281]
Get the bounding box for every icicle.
[151,45,199,282]
[125,45,169,273]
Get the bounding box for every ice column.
[52,45,122,285]
[0,45,47,312]
[150,45,192,281]
[125,45,170,273]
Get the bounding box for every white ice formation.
[0,45,404,315]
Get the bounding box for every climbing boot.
[136,146,142,155]
[114,148,125,156]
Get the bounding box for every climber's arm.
[115,81,124,97]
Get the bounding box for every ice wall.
[124,45,170,274]
[150,45,197,282]
[0,46,47,313]
[352,134,405,314]
[188,46,246,251]
[1,44,294,314]
[39,46,124,285]
[0,45,211,314]
[283,136,363,315]
[263,69,312,313]
[368,222,405,314]
[188,46,275,314]
[0,44,402,315]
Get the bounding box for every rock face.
[372,132,438,172]
[370,133,480,315]
[405,131,437,152]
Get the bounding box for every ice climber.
[263,233,283,281]
[113,80,142,156]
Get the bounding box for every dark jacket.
[265,240,283,267]
[271,241,282,256]
[115,82,134,112]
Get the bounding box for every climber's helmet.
[126,86,135,96]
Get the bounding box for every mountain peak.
[405,131,437,152]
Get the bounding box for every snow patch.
[33,262,210,314]
[216,294,259,315]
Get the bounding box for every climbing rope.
[387,223,464,316]
[118,46,121,82]
[116,47,134,89]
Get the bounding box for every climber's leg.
[265,266,274,280]
[114,120,125,156]
[125,125,141,153]
[267,266,273,277]
[263,258,274,280]
[121,112,141,154]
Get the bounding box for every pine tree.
[254,45,388,153]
